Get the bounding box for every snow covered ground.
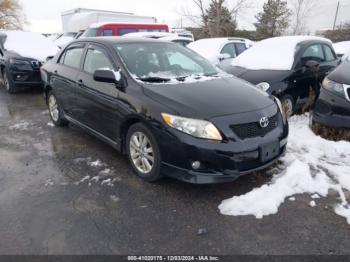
[219,114,350,225]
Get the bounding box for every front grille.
[231,114,279,140]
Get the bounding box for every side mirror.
[93,69,125,90]
[301,60,319,73]
[218,53,231,61]
[304,60,319,69]
[46,56,54,62]
[93,69,118,83]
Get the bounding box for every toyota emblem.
[260,117,269,128]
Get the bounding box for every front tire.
[126,123,162,182]
[3,69,16,94]
[281,95,295,118]
[47,91,68,127]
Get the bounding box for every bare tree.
[0,0,25,30]
[289,0,317,35]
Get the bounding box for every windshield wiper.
[137,76,171,83]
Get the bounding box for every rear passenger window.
[235,43,247,55]
[324,45,336,61]
[62,46,85,69]
[83,48,114,74]
[102,30,113,36]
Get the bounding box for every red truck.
[81,22,169,37]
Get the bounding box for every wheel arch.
[119,114,147,154]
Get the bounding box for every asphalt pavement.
[0,87,349,255]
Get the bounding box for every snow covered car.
[41,38,288,184]
[226,36,339,116]
[312,54,350,129]
[122,32,193,46]
[188,38,254,68]
[0,30,59,93]
[54,32,77,49]
[333,41,350,61]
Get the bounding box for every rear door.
[50,43,85,115]
[75,44,121,140]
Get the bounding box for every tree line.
[182,0,341,41]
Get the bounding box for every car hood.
[142,76,275,119]
[226,66,292,85]
[328,60,350,85]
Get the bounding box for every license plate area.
[260,141,280,162]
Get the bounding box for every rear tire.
[126,123,162,182]
[281,95,295,118]
[47,91,69,127]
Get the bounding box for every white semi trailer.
[61,8,158,33]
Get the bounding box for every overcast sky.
[20,0,350,34]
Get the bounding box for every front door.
[219,43,237,69]
[75,44,121,140]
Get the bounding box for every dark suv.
[41,38,288,184]
[226,36,339,116]
[0,30,59,93]
[312,55,350,129]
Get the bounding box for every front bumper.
[162,143,287,184]
[154,107,289,184]
[9,69,42,87]
[313,88,350,129]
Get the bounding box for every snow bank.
[231,36,332,70]
[1,30,59,61]
[219,114,350,224]
[333,41,350,56]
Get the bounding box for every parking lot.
[0,87,350,255]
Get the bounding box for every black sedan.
[225,36,339,116]
[40,37,288,184]
[0,30,59,93]
[312,55,350,129]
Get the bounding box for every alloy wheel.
[129,131,154,174]
[282,98,293,118]
[4,74,10,91]
[48,94,59,122]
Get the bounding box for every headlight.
[323,78,346,97]
[256,82,270,92]
[9,58,31,66]
[162,113,223,141]
[274,97,287,124]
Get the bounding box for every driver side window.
[83,47,114,74]
[302,44,325,63]
[220,43,237,59]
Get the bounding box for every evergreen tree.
[205,0,237,37]
[254,0,291,39]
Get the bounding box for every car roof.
[72,36,170,45]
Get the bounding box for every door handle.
[77,79,84,87]
[53,70,58,74]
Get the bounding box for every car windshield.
[114,42,219,82]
